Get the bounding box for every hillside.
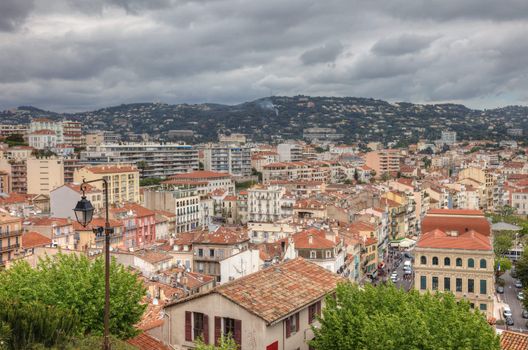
[1,96,527,144]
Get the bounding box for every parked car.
[518,291,525,301]
[515,280,523,288]
[404,268,412,275]
[505,316,514,326]
[504,305,512,318]
[511,268,518,278]
[390,272,398,282]
[522,309,528,319]
[496,286,505,294]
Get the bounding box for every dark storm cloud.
[300,41,344,65]
[0,0,34,31]
[0,0,527,111]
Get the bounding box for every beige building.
[158,258,342,350]
[0,213,23,266]
[26,157,65,195]
[414,224,494,317]
[74,165,140,205]
[364,149,401,177]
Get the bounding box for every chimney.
[308,235,313,245]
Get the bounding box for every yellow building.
[26,157,65,195]
[74,165,140,205]
[0,212,23,266]
[414,228,494,317]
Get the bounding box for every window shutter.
[234,319,242,348]
[185,311,192,341]
[285,318,291,338]
[214,316,221,346]
[308,305,314,324]
[295,313,300,332]
[203,315,209,344]
[316,301,322,316]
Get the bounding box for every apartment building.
[277,143,303,162]
[203,143,252,177]
[163,171,235,195]
[251,151,279,172]
[143,187,201,233]
[30,118,64,143]
[0,213,23,266]
[414,228,494,317]
[0,124,28,137]
[50,183,103,218]
[292,227,346,274]
[28,130,57,149]
[26,157,65,195]
[74,165,140,204]
[160,258,342,350]
[364,149,401,177]
[62,121,83,148]
[247,185,292,223]
[192,227,250,282]
[27,217,76,250]
[262,161,337,183]
[110,203,156,248]
[80,143,199,178]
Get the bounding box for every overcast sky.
[1,0,528,112]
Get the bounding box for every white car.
[390,272,398,282]
[518,291,525,301]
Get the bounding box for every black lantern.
[73,196,95,227]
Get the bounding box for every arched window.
[444,257,451,266]
[420,256,427,265]
[432,257,439,265]
[456,258,462,267]
[480,259,487,269]
[468,258,475,268]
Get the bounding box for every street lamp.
[73,178,111,350]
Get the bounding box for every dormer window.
[326,250,332,258]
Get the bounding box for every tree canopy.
[493,233,513,258]
[0,254,146,339]
[310,283,500,350]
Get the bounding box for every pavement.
[496,270,528,332]
[383,250,413,292]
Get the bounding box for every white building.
[248,185,293,223]
[50,183,103,218]
[203,143,252,177]
[439,131,457,146]
[277,143,303,162]
[28,130,57,149]
[80,143,199,178]
[219,248,260,284]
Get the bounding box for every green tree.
[310,283,500,350]
[196,335,238,350]
[140,178,162,187]
[516,246,528,287]
[493,233,513,258]
[494,258,512,277]
[0,254,146,339]
[422,157,432,169]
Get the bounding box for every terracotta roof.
[417,229,492,251]
[422,209,491,236]
[127,333,171,350]
[113,203,156,218]
[60,183,100,193]
[292,228,337,249]
[22,231,52,249]
[167,258,343,325]
[224,195,237,201]
[193,227,249,245]
[30,129,56,135]
[169,170,230,180]
[84,165,138,174]
[500,331,528,350]
[133,250,173,264]
[29,217,72,227]
[72,218,123,231]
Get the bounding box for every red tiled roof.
[193,227,249,245]
[417,229,492,251]
[127,333,171,350]
[72,218,123,231]
[292,228,337,249]
[501,330,528,350]
[422,209,491,236]
[167,258,343,325]
[22,231,51,249]
[29,217,72,227]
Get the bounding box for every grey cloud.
[371,34,439,56]
[0,0,34,31]
[300,41,344,65]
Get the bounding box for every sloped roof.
[501,331,528,350]
[421,209,491,236]
[166,258,343,325]
[292,228,336,249]
[22,231,52,249]
[417,229,492,251]
[127,333,171,350]
[192,226,249,245]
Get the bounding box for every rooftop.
[22,231,52,249]
[417,229,492,251]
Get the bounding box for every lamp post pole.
[80,178,111,350]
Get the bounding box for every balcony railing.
[0,243,20,253]
[0,230,23,239]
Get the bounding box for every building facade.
[26,157,65,195]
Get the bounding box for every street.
[497,270,527,332]
[384,249,413,292]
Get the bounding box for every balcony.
[0,243,20,253]
[0,230,23,239]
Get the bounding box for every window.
[308,301,321,324]
[480,259,487,269]
[480,280,487,294]
[456,278,462,292]
[444,257,450,266]
[310,251,316,259]
[468,258,474,268]
[432,277,438,290]
[480,303,487,311]
[223,317,235,337]
[326,250,332,258]
[468,279,474,293]
[285,313,299,338]
[198,248,203,257]
[209,249,215,257]
[420,256,427,265]
[432,257,439,265]
[444,277,451,291]
[456,258,462,267]
[420,276,427,290]
[193,312,204,340]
